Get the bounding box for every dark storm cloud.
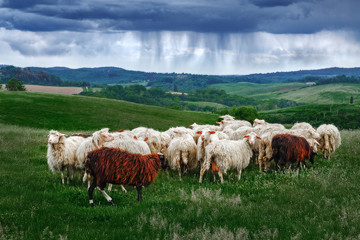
[250,0,302,8]
[0,0,359,34]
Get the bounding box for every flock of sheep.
[46,115,341,205]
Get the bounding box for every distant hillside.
[0,66,89,87]
[30,66,360,91]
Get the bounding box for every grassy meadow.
[211,82,360,105]
[1,91,360,239]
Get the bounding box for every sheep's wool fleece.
[47,134,84,172]
[86,147,161,187]
[205,139,253,173]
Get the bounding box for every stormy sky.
[0,0,359,74]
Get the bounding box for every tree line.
[0,66,90,87]
[80,84,298,112]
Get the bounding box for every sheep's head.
[309,129,320,139]
[220,115,235,121]
[253,119,266,127]
[243,132,261,145]
[189,123,198,129]
[48,130,65,144]
[100,128,114,142]
[158,153,168,170]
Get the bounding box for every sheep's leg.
[237,169,242,181]
[199,162,207,183]
[61,170,65,185]
[177,161,182,180]
[66,167,70,184]
[107,184,113,191]
[88,181,97,206]
[120,185,127,193]
[218,171,224,184]
[258,150,264,172]
[136,186,142,201]
[97,186,115,206]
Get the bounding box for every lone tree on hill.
[6,78,26,91]
[350,96,354,104]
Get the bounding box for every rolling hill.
[1,90,360,239]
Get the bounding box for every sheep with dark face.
[271,134,316,171]
[85,147,167,206]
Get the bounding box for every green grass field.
[211,82,360,105]
[1,91,360,239]
[209,82,308,99]
[271,83,360,105]
[0,91,219,131]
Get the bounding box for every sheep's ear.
[210,131,216,134]
[196,131,202,134]
[243,135,249,138]
[144,137,149,141]
[314,140,320,146]
[216,122,221,125]
[134,136,138,140]
[256,136,261,139]
[221,121,224,124]
[174,130,178,133]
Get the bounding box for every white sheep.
[111,129,135,140]
[291,122,316,131]
[75,128,114,170]
[159,131,172,158]
[165,126,195,140]
[219,119,252,130]
[199,132,260,183]
[196,129,229,167]
[316,124,341,159]
[47,130,85,184]
[253,119,266,127]
[189,123,221,132]
[167,129,197,179]
[132,127,162,153]
[220,114,235,121]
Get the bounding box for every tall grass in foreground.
[1,124,360,239]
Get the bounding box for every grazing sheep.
[158,132,172,158]
[104,135,151,192]
[165,126,194,139]
[291,122,316,131]
[199,132,260,183]
[220,114,235,121]
[167,129,197,179]
[253,119,267,127]
[112,130,135,141]
[271,134,316,171]
[197,129,230,165]
[219,120,252,130]
[258,128,319,172]
[76,128,114,170]
[316,124,341,159]
[47,130,85,184]
[189,123,221,132]
[132,127,162,153]
[85,148,167,206]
